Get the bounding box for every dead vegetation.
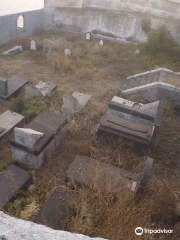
[0,31,180,240]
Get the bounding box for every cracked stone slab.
[35,81,57,97]
[72,92,91,108]
[2,46,22,56]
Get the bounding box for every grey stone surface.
[64,48,71,57]
[43,45,52,56]
[0,110,25,144]
[0,164,32,209]
[72,92,91,108]
[0,211,107,240]
[14,128,44,148]
[35,81,57,97]
[62,94,81,114]
[85,32,91,40]
[30,40,37,50]
[0,78,8,96]
[99,40,104,46]
[139,101,159,117]
[25,84,42,98]
[2,46,22,56]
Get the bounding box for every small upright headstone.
[64,49,71,57]
[85,32,91,40]
[99,40,104,46]
[30,40,37,51]
[0,78,8,96]
[43,45,52,56]
[14,128,44,148]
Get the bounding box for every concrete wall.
[45,0,83,8]
[49,7,180,43]
[0,9,43,46]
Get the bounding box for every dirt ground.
[0,31,180,240]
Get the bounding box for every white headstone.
[99,40,104,46]
[64,49,71,57]
[86,32,91,40]
[30,40,37,50]
[14,128,44,148]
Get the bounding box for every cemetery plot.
[0,110,25,145]
[98,96,163,145]
[10,112,67,168]
[0,164,32,209]
[0,75,28,102]
[67,155,153,194]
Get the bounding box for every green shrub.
[140,17,151,34]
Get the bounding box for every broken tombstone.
[35,81,57,97]
[0,164,32,209]
[0,110,25,145]
[67,155,153,194]
[99,40,104,46]
[64,49,71,57]
[85,32,91,40]
[0,75,28,102]
[2,46,22,56]
[30,40,37,51]
[10,112,67,168]
[43,45,52,56]
[25,84,42,99]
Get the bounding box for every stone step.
[132,77,142,88]
[159,70,167,82]
[152,71,160,83]
[146,72,154,84]
[33,187,76,230]
[121,80,129,91]
[0,164,32,209]
[139,74,148,86]
[126,77,136,90]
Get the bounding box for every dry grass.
[0,31,180,239]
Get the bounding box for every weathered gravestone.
[10,112,67,168]
[0,110,25,145]
[0,164,32,209]
[43,45,52,56]
[25,84,42,99]
[0,78,8,96]
[85,32,91,40]
[35,81,57,97]
[99,40,104,46]
[30,40,37,51]
[2,46,22,56]
[64,49,71,57]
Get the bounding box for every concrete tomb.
[10,112,67,168]
[0,110,25,145]
[97,96,163,145]
[62,92,91,115]
[25,84,42,98]
[2,46,22,56]
[0,75,28,102]
[85,32,91,40]
[30,40,37,50]
[0,164,32,209]
[35,81,57,97]
[34,187,76,230]
[43,45,52,56]
[67,155,153,194]
[64,49,71,57]
[99,40,104,46]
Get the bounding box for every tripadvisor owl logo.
[135,227,143,235]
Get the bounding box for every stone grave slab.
[0,164,32,209]
[0,78,8,96]
[10,112,67,168]
[0,110,25,144]
[67,155,153,194]
[30,40,37,51]
[85,32,91,40]
[33,187,76,230]
[72,92,91,108]
[0,75,28,102]
[35,81,57,97]
[2,46,22,56]
[43,45,52,56]
[62,94,81,114]
[25,84,42,99]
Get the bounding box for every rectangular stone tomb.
[2,46,22,56]
[33,187,76,230]
[0,110,25,144]
[0,164,32,209]
[0,75,28,102]
[98,96,163,145]
[10,112,67,168]
[67,155,153,194]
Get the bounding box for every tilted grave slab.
[35,81,57,97]
[0,164,32,209]
[34,187,76,230]
[97,96,163,145]
[2,46,22,56]
[67,155,153,194]
[0,75,28,102]
[10,112,67,168]
[0,110,25,145]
